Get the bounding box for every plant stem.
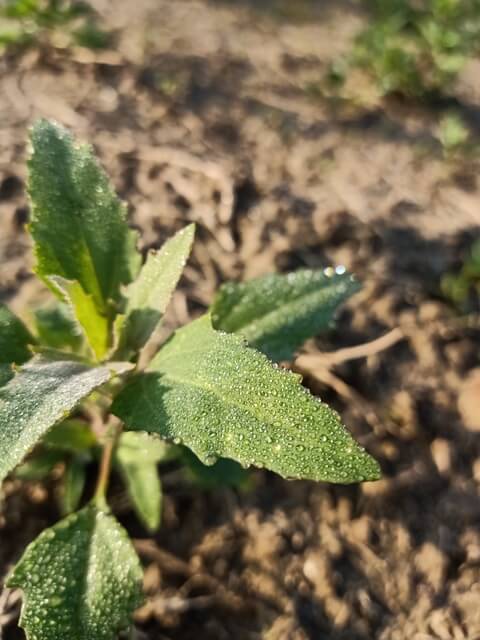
[94,416,122,507]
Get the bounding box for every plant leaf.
[7,504,143,640]
[60,457,87,515]
[115,432,167,531]
[0,303,35,364]
[34,301,83,352]
[211,269,360,361]
[0,356,130,483]
[119,224,195,354]
[50,276,111,360]
[44,419,96,453]
[28,119,141,315]
[113,315,380,483]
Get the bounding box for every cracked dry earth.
[1,1,480,638]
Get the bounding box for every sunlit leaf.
[113,315,380,483]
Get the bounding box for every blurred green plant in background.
[330,0,480,99]
[442,238,480,311]
[438,113,470,153]
[0,0,110,51]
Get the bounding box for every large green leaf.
[0,356,131,483]
[28,119,141,315]
[7,505,143,640]
[113,316,380,483]
[119,224,195,354]
[0,303,35,364]
[211,268,360,361]
[115,432,166,532]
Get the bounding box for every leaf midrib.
[139,364,328,452]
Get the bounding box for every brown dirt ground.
[1,1,480,638]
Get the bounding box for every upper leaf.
[0,303,35,365]
[7,505,143,640]
[118,224,195,354]
[113,315,380,483]
[211,268,360,361]
[0,356,131,483]
[28,119,141,314]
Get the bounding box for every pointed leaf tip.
[28,119,141,315]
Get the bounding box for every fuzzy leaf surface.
[7,505,143,640]
[0,303,35,364]
[115,432,167,531]
[119,224,195,354]
[28,119,140,314]
[211,269,360,361]
[0,356,129,483]
[113,316,380,483]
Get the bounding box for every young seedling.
[0,120,380,640]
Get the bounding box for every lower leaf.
[7,504,144,640]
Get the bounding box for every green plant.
[0,120,380,640]
[330,0,480,98]
[442,237,480,310]
[0,0,110,51]
[438,112,470,154]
